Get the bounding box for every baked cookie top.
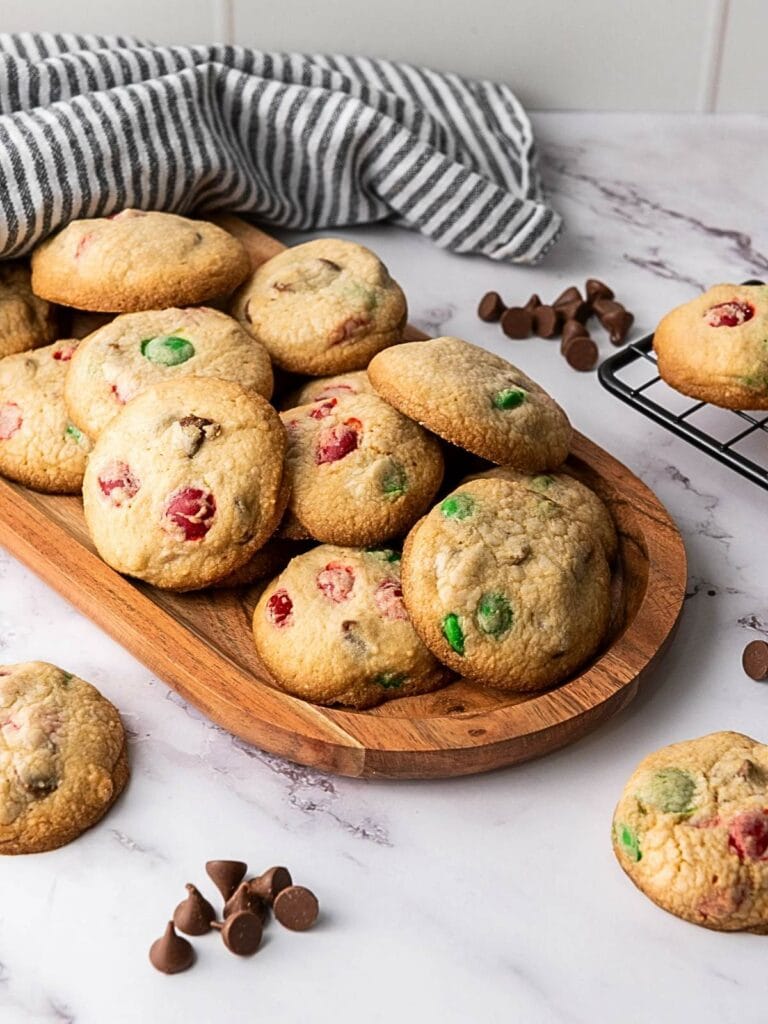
[280,392,444,546]
[82,378,287,590]
[31,210,250,313]
[654,284,768,409]
[368,337,572,468]
[613,731,768,933]
[0,338,92,493]
[65,306,274,438]
[253,545,451,709]
[0,261,58,358]
[0,661,127,855]
[401,471,616,692]
[231,239,407,375]
[282,370,374,410]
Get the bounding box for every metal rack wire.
[598,281,768,491]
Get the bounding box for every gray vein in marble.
[109,829,161,857]
[411,303,456,337]
[664,466,733,542]
[48,1000,75,1024]
[623,251,704,291]
[737,614,768,636]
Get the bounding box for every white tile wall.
[2,0,764,112]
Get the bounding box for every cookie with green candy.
[252,545,451,709]
[401,471,615,692]
[368,336,571,469]
[279,392,444,546]
[0,337,93,493]
[613,731,768,932]
[231,238,407,375]
[64,306,273,440]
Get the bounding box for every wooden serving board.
[0,222,687,779]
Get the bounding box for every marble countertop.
[2,112,768,1024]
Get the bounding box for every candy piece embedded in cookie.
[368,336,571,469]
[0,338,93,493]
[613,731,768,932]
[654,284,768,409]
[281,370,374,410]
[0,261,58,358]
[401,470,616,692]
[31,210,251,313]
[231,239,407,375]
[0,661,128,855]
[64,306,273,439]
[82,378,287,590]
[253,545,451,708]
[280,392,444,546]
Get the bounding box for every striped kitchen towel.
[0,33,562,263]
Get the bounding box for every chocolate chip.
[477,291,505,322]
[500,307,533,340]
[737,758,764,782]
[563,334,598,372]
[523,293,541,314]
[149,922,195,974]
[220,910,263,956]
[177,416,220,457]
[173,883,216,936]
[603,308,634,345]
[553,286,584,309]
[557,298,590,323]
[248,866,292,905]
[273,886,319,932]
[743,640,768,681]
[205,859,247,901]
[533,305,561,339]
[585,278,614,304]
[224,881,267,923]
[561,319,590,348]
[318,258,342,272]
[592,298,625,323]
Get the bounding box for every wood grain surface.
[0,219,687,779]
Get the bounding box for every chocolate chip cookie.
[613,731,768,932]
[31,210,250,312]
[253,546,451,708]
[0,338,92,493]
[0,661,128,855]
[232,239,407,375]
[368,336,571,468]
[82,378,287,590]
[65,306,273,438]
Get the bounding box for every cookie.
[368,337,571,469]
[613,731,768,933]
[31,210,250,313]
[654,284,768,409]
[212,538,311,589]
[65,307,274,439]
[232,239,407,375]
[401,471,616,692]
[0,261,58,358]
[252,545,451,708]
[0,661,128,855]
[281,370,374,410]
[82,378,287,590]
[0,338,92,493]
[280,392,444,545]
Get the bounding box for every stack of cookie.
[0,209,618,708]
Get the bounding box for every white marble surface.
[2,113,768,1024]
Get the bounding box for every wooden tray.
[0,223,687,779]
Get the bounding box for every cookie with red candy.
[0,338,92,493]
[279,392,443,546]
[252,545,450,708]
[82,378,287,590]
[613,731,768,933]
[280,370,374,410]
[654,284,768,409]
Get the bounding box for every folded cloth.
[0,33,562,263]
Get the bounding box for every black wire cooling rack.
[598,281,768,492]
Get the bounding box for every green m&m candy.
[442,613,465,655]
[140,335,195,366]
[366,547,400,563]
[644,768,695,814]
[492,387,526,410]
[475,592,513,638]
[381,459,407,499]
[531,475,555,491]
[64,423,85,445]
[440,493,475,520]
[616,823,642,862]
[374,671,407,690]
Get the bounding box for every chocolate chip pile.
[149,859,319,974]
[477,279,634,371]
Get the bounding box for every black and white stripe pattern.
[0,34,562,263]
